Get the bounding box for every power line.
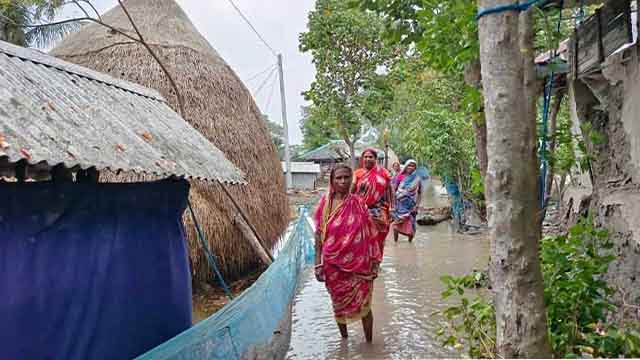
[252,67,277,98]
[245,63,277,83]
[264,72,279,114]
[225,0,278,57]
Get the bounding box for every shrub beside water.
[436,216,640,358]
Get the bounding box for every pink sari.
[314,193,382,324]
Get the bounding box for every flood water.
[287,180,489,359]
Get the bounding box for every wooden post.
[597,9,605,63]
[573,28,580,78]
[623,1,633,43]
[218,182,274,262]
[233,214,273,266]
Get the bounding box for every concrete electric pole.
[277,53,292,189]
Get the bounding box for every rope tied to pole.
[187,199,234,300]
[476,0,552,21]
[539,0,565,210]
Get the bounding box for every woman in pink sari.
[314,164,382,342]
[352,148,394,255]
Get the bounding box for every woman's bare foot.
[362,311,373,343]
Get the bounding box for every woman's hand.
[314,264,325,282]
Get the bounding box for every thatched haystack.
[51,0,288,282]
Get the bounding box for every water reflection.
[287,181,489,359]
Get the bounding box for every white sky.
[61,0,316,145]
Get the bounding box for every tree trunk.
[464,60,489,181]
[0,18,7,42]
[349,142,357,169]
[477,1,551,357]
[544,91,565,206]
[558,172,568,204]
[473,111,489,179]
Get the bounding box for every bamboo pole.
[233,214,273,266]
[218,182,275,262]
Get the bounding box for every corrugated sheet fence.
[137,207,315,360]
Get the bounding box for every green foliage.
[571,122,607,176]
[388,59,477,181]
[437,217,640,358]
[289,145,307,162]
[533,6,574,54]
[1,0,78,47]
[300,105,338,151]
[469,168,484,198]
[300,0,393,149]
[415,1,478,76]
[358,0,478,76]
[437,272,496,358]
[542,216,618,357]
[550,101,576,175]
[262,114,286,159]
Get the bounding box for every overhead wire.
[264,71,279,114]
[225,0,278,57]
[244,63,277,83]
[252,66,277,98]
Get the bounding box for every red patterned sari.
[353,160,393,254]
[314,193,382,324]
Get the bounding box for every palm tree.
[0,0,79,47]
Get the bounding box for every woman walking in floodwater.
[392,160,423,243]
[314,164,382,343]
[352,149,393,255]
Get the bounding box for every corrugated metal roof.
[0,40,245,184]
[301,140,387,161]
[281,162,320,174]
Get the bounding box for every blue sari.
[392,172,422,236]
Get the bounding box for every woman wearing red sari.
[352,149,394,254]
[314,164,382,342]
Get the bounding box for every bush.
[436,216,640,358]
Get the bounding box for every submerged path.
[287,181,489,359]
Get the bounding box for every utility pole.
[277,53,292,189]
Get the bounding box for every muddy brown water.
[287,180,489,359]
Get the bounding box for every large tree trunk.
[477,1,551,357]
[544,91,565,205]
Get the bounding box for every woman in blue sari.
[392,160,422,243]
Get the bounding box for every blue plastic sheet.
[138,207,316,360]
[0,180,192,360]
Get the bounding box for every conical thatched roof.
[51,0,287,282]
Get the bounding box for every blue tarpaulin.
[0,180,193,360]
[137,207,316,360]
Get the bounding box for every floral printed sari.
[314,193,382,324]
[392,170,422,236]
[353,150,393,254]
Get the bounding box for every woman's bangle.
[314,263,323,269]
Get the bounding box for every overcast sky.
[62,0,316,145]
